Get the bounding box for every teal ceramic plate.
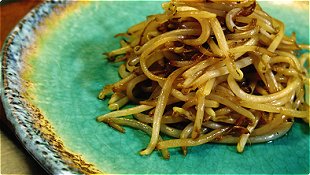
[1,1,309,174]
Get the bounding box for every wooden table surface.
[1,1,47,174]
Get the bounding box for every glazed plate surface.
[1,1,309,174]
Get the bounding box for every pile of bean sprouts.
[97,0,309,159]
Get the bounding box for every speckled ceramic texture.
[1,1,309,175]
[1,1,67,173]
[0,1,99,174]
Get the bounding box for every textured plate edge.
[0,1,102,174]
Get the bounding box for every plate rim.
[0,1,101,174]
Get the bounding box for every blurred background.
[1,1,47,174]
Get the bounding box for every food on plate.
[97,0,309,159]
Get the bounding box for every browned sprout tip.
[296,44,302,50]
[103,52,115,61]
[98,93,105,100]
[238,1,256,17]
[105,55,116,62]
[114,32,128,38]
[114,33,122,38]
[139,148,148,155]
[163,154,170,160]
[231,126,250,135]
[106,121,125,133]
[182,147,187,156]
